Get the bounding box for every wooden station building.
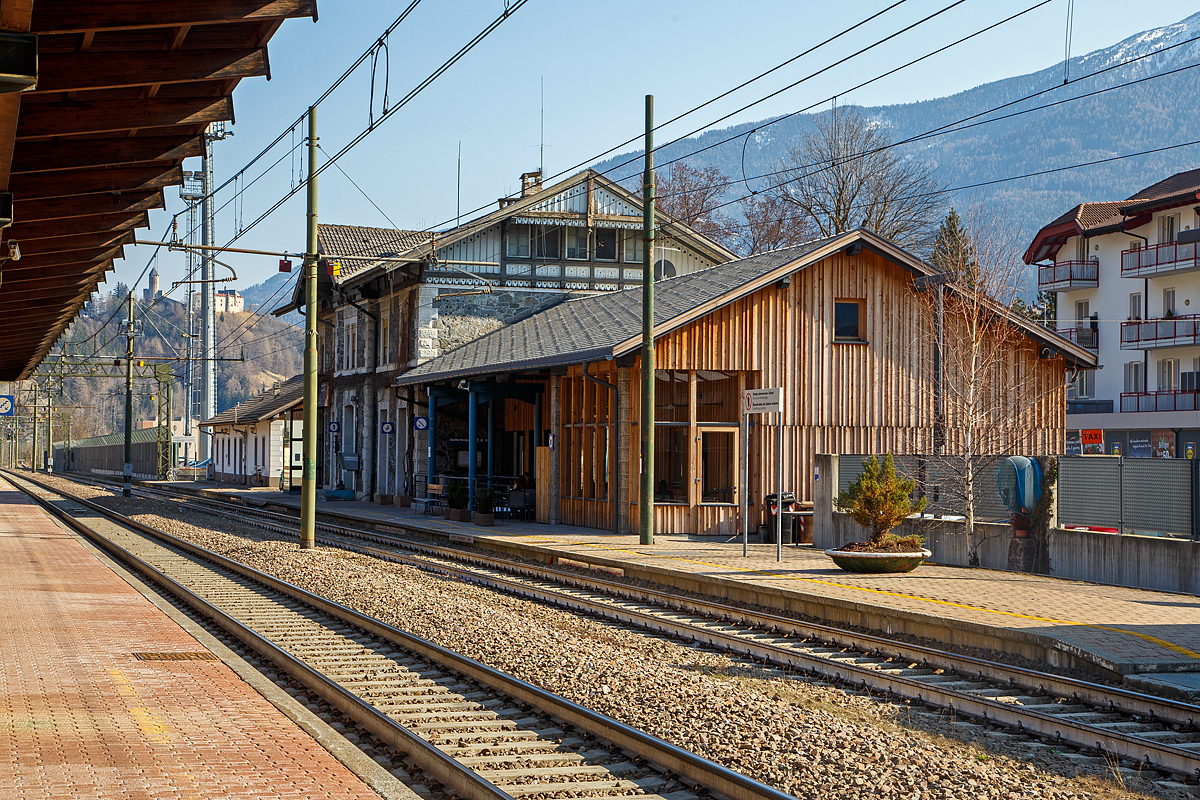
[396,229,1097,536]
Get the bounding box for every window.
[1160,213,1180,244]
[1124,361,1143,394]
[1129,239,1143,251]
[1075,300,1089,325]
[566,226,589,260]
[505,224,530,258]
[654,370,689,423]
[623,231,644,264]
[532,225,560,259]
[653,426,687,503]
[1068,370,1095,399]
[347,322,357,369]
[700,430,735,504]
[1129,292,1142,320]
[380,315,391,364]
[1164,288,1176,317]
[696,372,739,423]
[595,228,617,260]
[1075,236,1088,262]
[1159,358,1180,392]
[834,299,865,341]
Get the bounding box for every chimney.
[520,170,543,197]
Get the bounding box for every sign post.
[742,388,784,560]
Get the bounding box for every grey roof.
[318,224,431,283]
[397,229,1097,386]
[397,237,843,385]
[199,373,304,427]
[53,426,171,450]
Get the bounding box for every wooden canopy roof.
[0,0,316,380]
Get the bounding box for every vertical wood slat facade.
[547,249,1067,534]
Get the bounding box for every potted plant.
[445,481,469,521]
[473,486,496,527]
[827,453,930,573]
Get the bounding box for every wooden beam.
[9,164,181,201]
[0,280,104,302]
[15,190,162,222]
[32,1,316,34]
[8,230,134,257]
[4,211,150,242]
[12,135,201,173]
[35,49,269,94]
[17,96,232,139]
[0,1,34,191]
[0,245,124,270]
[0,259,110,282]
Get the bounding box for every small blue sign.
[328,421,340,434]
[0,396,12,416]
[413,416,429,431]
[381,421,395,435]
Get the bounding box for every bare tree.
[921,204,1063,566]
[649,163,736,246]
[734,191,812,256]
[773,106,944,251]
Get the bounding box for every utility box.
[341,453,361,472]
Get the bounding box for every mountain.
[243,270,302,325]
[55,292,302,440]
[592,12,1200,260]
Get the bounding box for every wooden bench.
[415,483,445,515]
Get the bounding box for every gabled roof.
[1025,166,1200,264]
[53,426,173,450]
[198,374,303,428]
[397,229,1096,387]
[318,224,431,283]
[1119,166,1200,215]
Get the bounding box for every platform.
[0,475,404,800]
[171,481,1200,691]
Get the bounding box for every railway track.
[29,472,1200,784]
[7,471,795,800]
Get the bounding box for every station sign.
[743,388,782,415]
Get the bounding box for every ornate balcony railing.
[1120,315,1200,349]
[1038,259,1098,290]
[1056,327,1098,349]
[1120,390,1200,413]
[1121,241,1200,277]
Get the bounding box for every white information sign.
[743,387,782,415]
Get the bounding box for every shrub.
[835,453,927,545]
[474,486,495,514]
[446,480,468,510]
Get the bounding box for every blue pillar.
[487,397,495,483]
[467,390,478,512]
[532,393,542,482]
[427,395,437,480]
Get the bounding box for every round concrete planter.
[825,548,932,573]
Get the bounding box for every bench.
[414,483,445,515]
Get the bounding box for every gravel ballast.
[33,476,1194,800]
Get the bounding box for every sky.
[110,0,1198,305]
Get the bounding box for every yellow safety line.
[490,533,1200,662]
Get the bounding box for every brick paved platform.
[0,475,390,800]
[175,482,1200,688]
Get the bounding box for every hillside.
[50,290,302,441]
[592,12,1200,260]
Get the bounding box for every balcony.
[1120,241,1200,278]
[1038,260,1098,291]
[1056,327,1098,350]
[1121,390,1200,413]
[1121,315,1200,350]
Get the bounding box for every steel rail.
[94,478,1200,781]
[10,471,798,800]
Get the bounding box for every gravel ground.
[35,477,1196,800]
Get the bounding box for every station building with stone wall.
[276,169,735,501]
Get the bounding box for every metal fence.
[836,453,1200,540]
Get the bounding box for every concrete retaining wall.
[1050,528,1200,595]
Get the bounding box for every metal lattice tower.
[179,169,203,458]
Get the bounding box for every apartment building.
[1025,167,1200,457]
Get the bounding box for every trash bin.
[763,492,797,543]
